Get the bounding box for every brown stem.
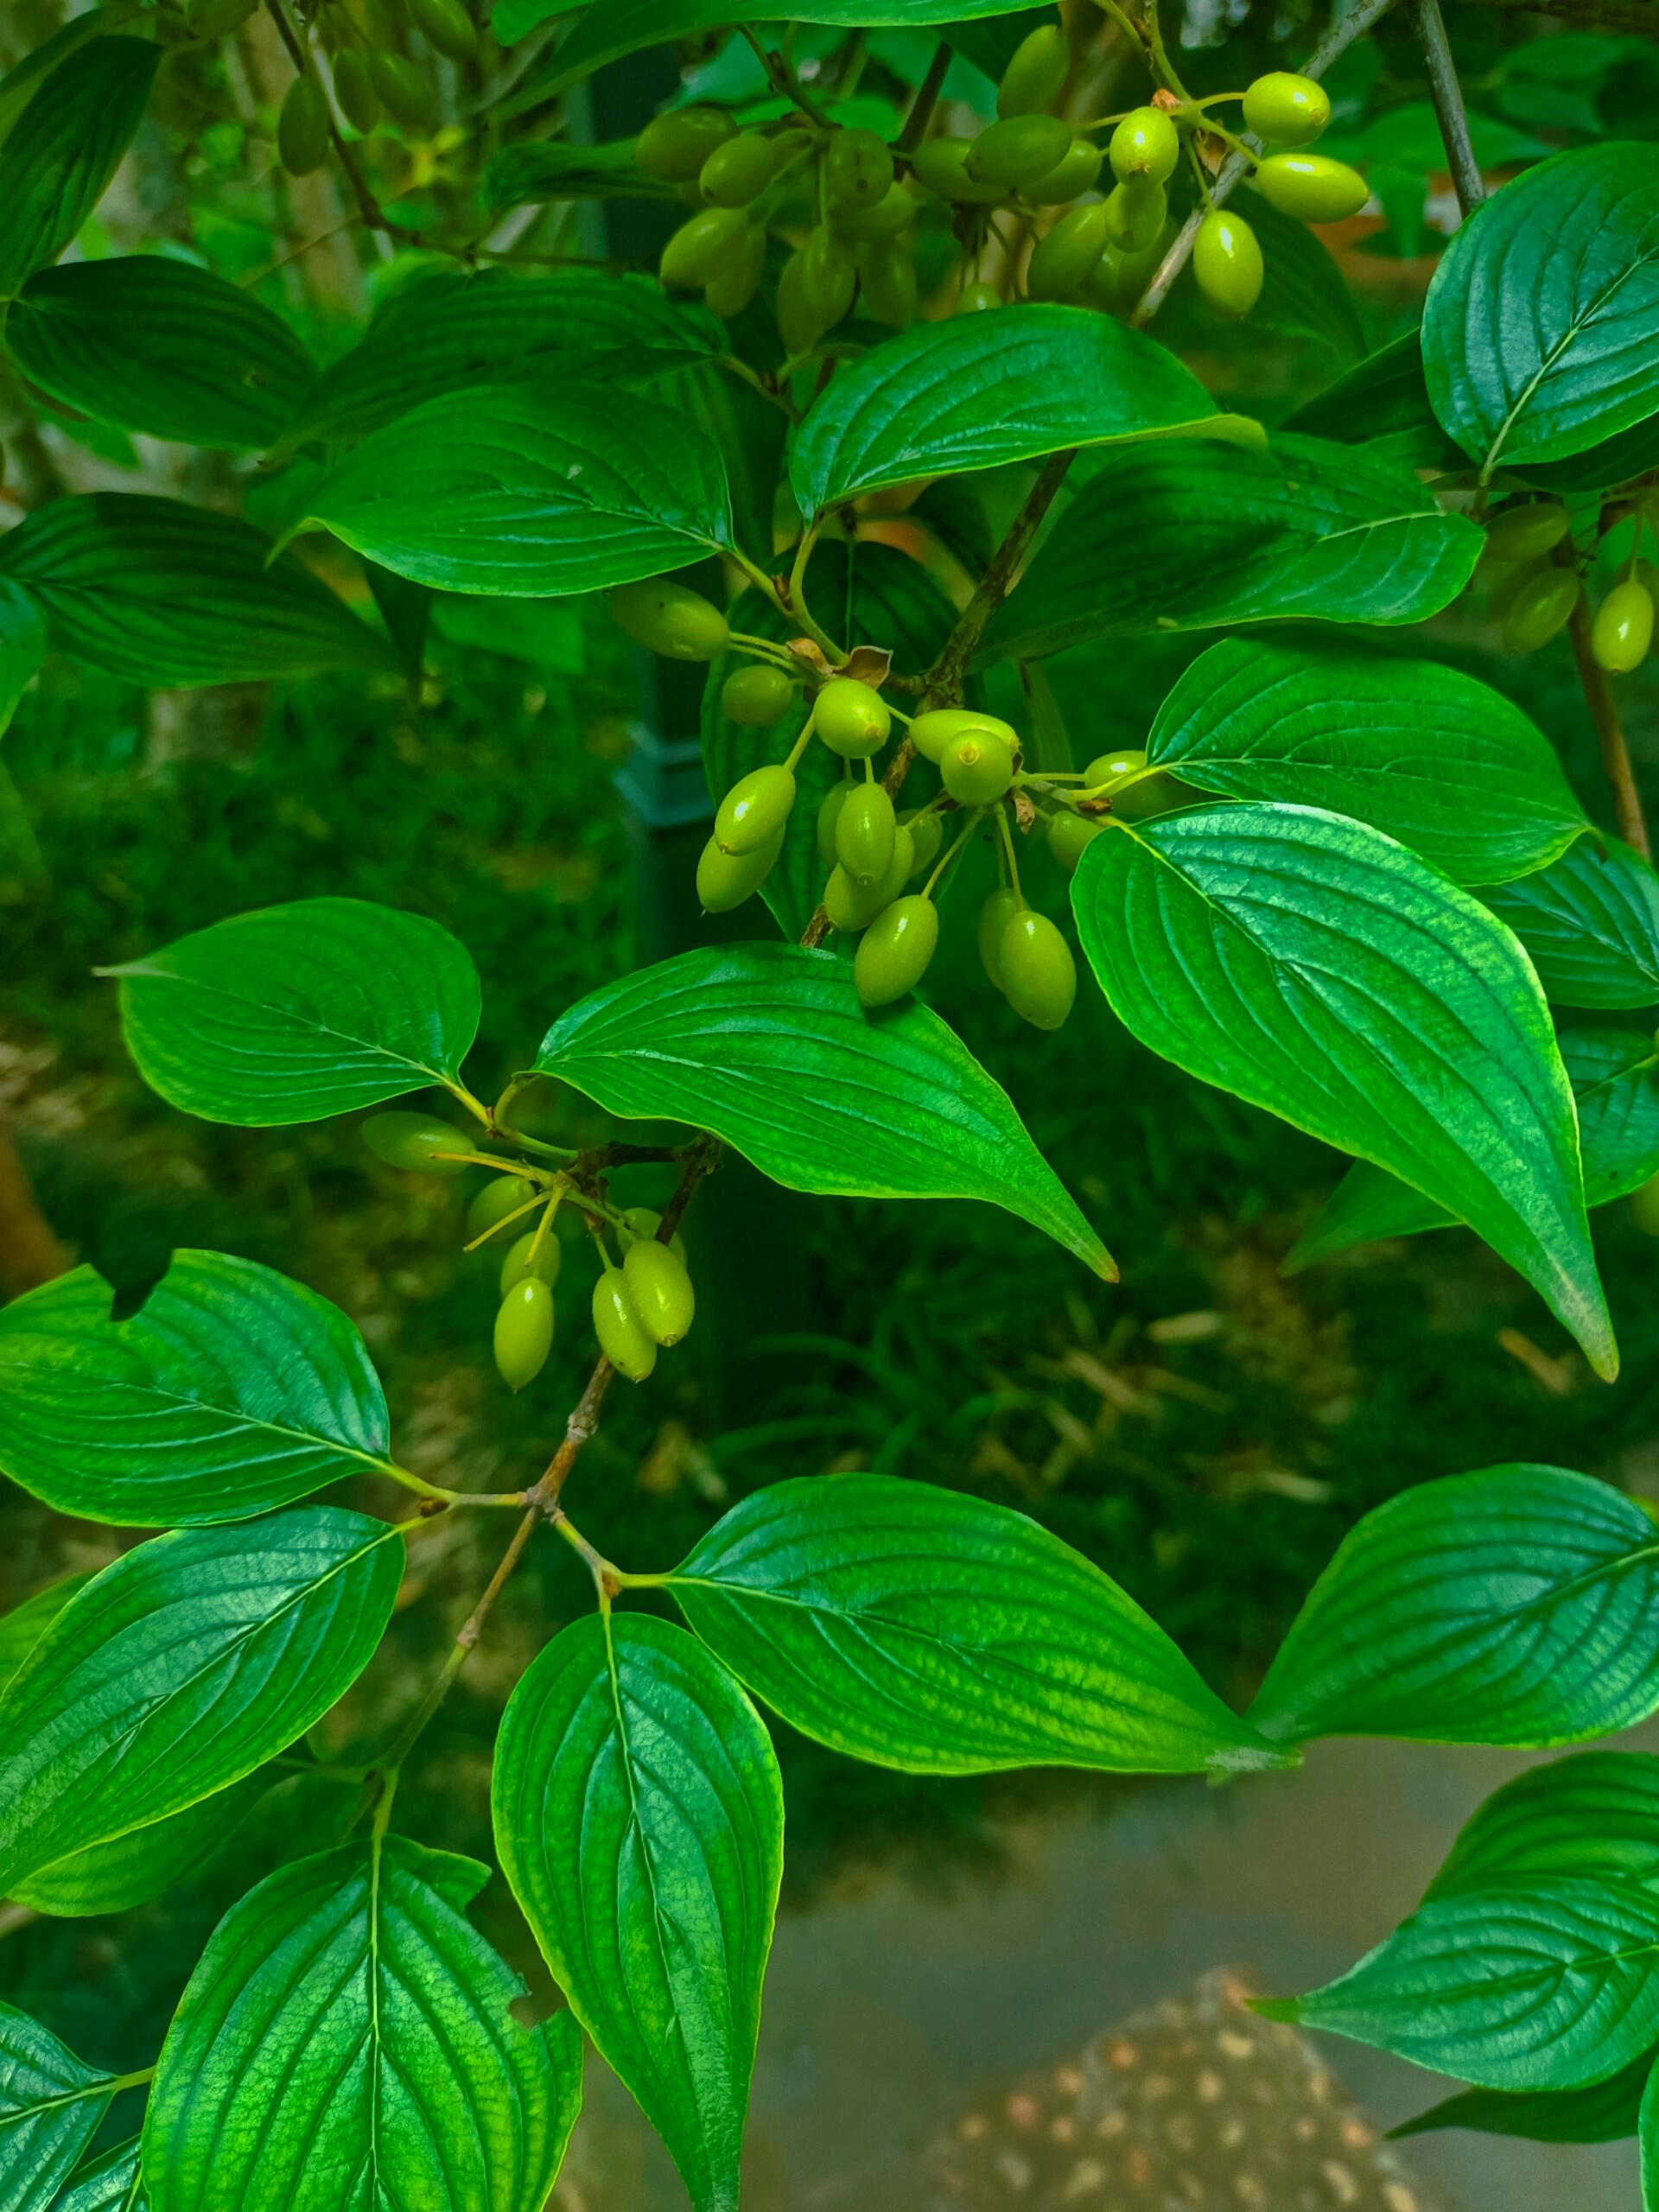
[896,38,951,155]
[1413,0,1487,216]
[261,0,418,243]
[1568,596,1650,858]
[1453,0,1659,28]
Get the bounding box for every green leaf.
[702,540,956,938]
[308,383,734,595]
[143,1834,582,2212]
[787,305,1255,515]
[0,494,392,687]
[1422,143,1659,474]
[7,258,316,451]
[1147,637,1585,886]
[1482,835,1659,1009]
[1428,1751,1659,1900]
[1071,805,1614,1376]
[0,1506,403,1895]
[0,580,45,741]
[1258,1878,1659,2092]
[668,1474,1291,1776]
[0,8,143,148]
[0,1573,89,1687]
[1283,329,1465,474]
[1242,191,1365,363]
[106,896,481,1125]
[493,1614,781,2212]
[533,942,1113,1279]
[1396,2052,1653,2144]
[510,0,1093,73]
[0,2002,118,2212]
[52,2136,147,2212]
[982,435,1481,662]
[480,140,675,209]
[1287,1022,1659,1268]
[15,1774,266,1917]
[278,270,723,449]
[0,1249,403,1525]
[1249,1465,1659,1745]
[1511,408,1659,496]
[0,36,158,298]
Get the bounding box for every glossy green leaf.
[702,541,956,938]
[1284,328,1465,473]
[481,140,675,209]
[143,1834,581,2212]
[7,258,315,450]
[0,1249,403,1526]
[533,943,1113,1279]
[0,2003,118,2212]
[1428,1751,1659,1900]
[1643,2063,1659,2209]
[1482,836,1659,1009]
[1423,143,1659,473]
[1397,2052,1653,2144]
[983,435,1480,662]
[0,1573,88,1687]
[278,270,722,449]
[0,495,391,687]
[512,0,1094,75]
[1147,637,1585,886]
[52,2136,147,2212]
[0,8,142,147]
[669,1475,1290,1776]
[307,384,734,594]
[1249,1465,1659,1745]
[1287,1023,1659,1268]
[1072,805,1613,1376]
[0,36,158,297]
[1258,1878,1659,2092]
[1243,192,1365,362]
[107,896,481,1125]
[0,1507,403,1895]
[788,305,1254,515]
[0,580,45,741]
[493,1614,781,2212]
[15,1774,265,1917]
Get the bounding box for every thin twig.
[261,0,419,243]
[1568,595,1651,857]
[896,38,951,155]
[1414,0,1487,216]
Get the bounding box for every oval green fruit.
[622,1239,696,1347]
[826,125,893,207]
[365,50,433,125]
[855,896,939,1008]
[976,887,1024,991]
[912,137,1005,206]
[956,279,1005,312]
[408,0,477,62]
[1025,136,1103,206]
[361,1111,474,1174]
[277,77,330,176]
[1241,72,1331,148]
[776,250,823,356]
[909,706,1016,766]
[636,105,734,182]
[1486,555,1548,624]
[1027,202,1109,302]
[901,808,944,878]
[860,237,918,327]
[1000,911,1077,1030]
[467,1175,532,1240]
[835,781,896,887]
[824,828,913,931]
[964,114,1072,190]
[817,782,851,868]
[1192,207,1262,316]
[607,577,728,661]
[1255,152,1369,225]
[833,181,917,240]
[815,675,890,757]
[332,48,379,133]
[715,762,797,855]
[941,727,1015,805]
[996,23,1071,118]
[1046,810,1104,874]
[1484,503,1571,562]
[1592,578,1655,674]
[500,1227,562,1297]
[1109,106,1179,186]
[659,204,751,290]
[494,1279,554,1392]
[703,221,766,318]
[1502,567,1582,654]
[721,664,794,724]
[1103,177,1166,255]
[593,1268,658,1381]
[1084,747,1148,787]
[801,225,856,327]
[619,1207,689,1265]
[697,828,785,912]
[699,130,774,207]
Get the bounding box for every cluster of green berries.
[633,29,1364,341]
[1479,499,1659,673]
[359,1112,696,1394]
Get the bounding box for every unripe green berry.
[618,1207,688,1264]
[776,251,823,356]
[703,220,766,318]
[855,895,939,1008]
[826,125,893,207]
[956,279,1004,312]
[636,105,734,182]
[1046,811,1104,874]
[715,763,796,855]
[824,829,913,931]
[1085,747,1148,787]
[659,205,752,291]
[607,577,728,661]
[912,137,1005,206]
[622,1238,696,1346]
[941,727,1015,805]
[1255,152,1369,225]
[333,48,379,133]
[1109,106,1179,186]
[1592,579,1655,674]
[1103,177,1166,255]
[977,887,1024,991]
[836,781,896,887]
[721,664,793,724]
[965,113,1073,189]
[697,828,785,912]
[816,675,891,757]
[1242,72,1331,149]
[909,706,1016,766]
[996,24,1071,118]
[1486,555,1547,624]
[494,1279,554,1392]
[467,1175,531,1240]
[817,782,850,868]
[1484,503,1571,562]
[860,236,918,327]
[593,1268,658,1381]
[831,181,917,240]
[1027,202,1109,302]
[407,0,477,61]
[699,130,775,206]
[900,808,944,878]
[277,77,330,176]
[801,225,856,327]
[1000,910,1077,1031]
[1192,207,1262,317]
[365,51,433,125]
[499,1228,562,1297]
[1025,136,1103,205]
[1503,568,1582,654]
[361,1111,474,1174]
